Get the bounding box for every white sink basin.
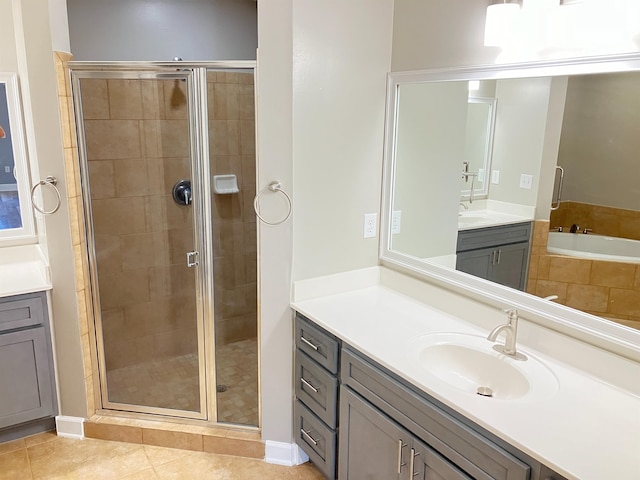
[457,209,531,230]
[407,333,558,401]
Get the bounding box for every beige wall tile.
[142,120,190,158]
[209,120,240,156]
[85,120,142,160]
[240,120,256,155]
[98,268,150,309]
[88,160,115,199]
[202,436,263,459]
[142,429,203,452]
[239,84,255,120]
[140,80,165,120]
[634,266,640,289]
[58,95,72,149]
[619,216,640,241]
[566,284,609,312]
[528,254,539,280]
[148,265,196,300]
[534,280,568,304]
[548,256,592,284]
[120,233,157,270]
[113,159,150,198]
[80,78,110,119]
[167,228,194,265]
[608,288,640,317]
[63,147,78,199]
[590,262,636,288]
[213,83,240,120]
[92,197,146,236]
[84,422,143,444]
[107,79,143,120]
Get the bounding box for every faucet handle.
[582,228,593,234]
[501,308,518,323]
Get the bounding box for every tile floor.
[0,430,324,479]
[106,338,258,425]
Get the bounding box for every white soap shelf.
[213,174,239,194]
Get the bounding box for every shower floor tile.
[106,338,258,426]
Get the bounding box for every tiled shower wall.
[527,220,640,330]
[81,77,198,371]
[208,72,257,346]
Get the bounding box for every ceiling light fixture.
[484,0,523,47]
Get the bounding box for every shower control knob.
[172,179,192,206]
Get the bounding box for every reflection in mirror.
[0,73,34,243]
[461,91,496,202]
[0,83,21,230]
[383,65,640,336]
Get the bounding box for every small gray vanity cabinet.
[294,313,341,479]
[456,222,532,291]
[0,292,57,434]
[294,313,568,480]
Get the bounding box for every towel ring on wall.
[31,176,62,215]
[253,181,292,226]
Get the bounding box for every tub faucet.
[487,309,527,361]
[569,223,580,233]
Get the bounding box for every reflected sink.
[407,333,558,401]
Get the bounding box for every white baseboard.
[55,416,85,439]
[264,441,309,466]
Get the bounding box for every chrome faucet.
[459,202,469,211]
[461,162,478,204]
[487,309,527,361]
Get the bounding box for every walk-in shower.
[70,62,258,426]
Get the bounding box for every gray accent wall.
[67,0,257,61]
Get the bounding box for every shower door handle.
[187,251,199,267]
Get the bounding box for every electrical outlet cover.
[364,213,377,238]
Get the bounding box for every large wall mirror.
[380,55,640,360]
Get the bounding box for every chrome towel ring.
[31,176,62,215]
[253,181,292,226]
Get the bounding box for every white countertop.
[0,245,52,297]
[458,209,533,231]
[292,268,640,480]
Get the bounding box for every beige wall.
[8,0,87,418]
[558,73,640,211]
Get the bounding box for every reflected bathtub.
[547,232,640,265]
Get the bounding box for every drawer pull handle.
[300,428,318,446]
[300,335,319,351]
[397,440,407,474]
[410,448,420,477]
[300,377,319,393]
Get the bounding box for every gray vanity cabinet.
[294,313,567,480]
[294,314,341,479]
[0,292,56,434]
[456,222,532,291]
[339,386,470,479]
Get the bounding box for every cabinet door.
[0,327,55,429]
[339,386,411,480]
[411,437,472,480]
[491,243,529,291]
[456,247,493,281]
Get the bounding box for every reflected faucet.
[461,162,478,204]
[487,309,527,361]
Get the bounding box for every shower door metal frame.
[69,62,254,421]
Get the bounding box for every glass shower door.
[75,70,206,417]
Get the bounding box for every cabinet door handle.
[496,249,502,265]
[300,428,318,446]
[491,250,496,265]
[300,377,318,393]
[409,448,420,477]
[397,440,407,474]
[300,335,319,351]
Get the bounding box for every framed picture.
[0,72,34,242]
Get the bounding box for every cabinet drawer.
[457,222,531,252]
[295,400,336,480]
[295,314,339,374]
[0,295,45,333]
[342,347,529,480]
[295,351,338,428]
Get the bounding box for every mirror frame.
[380,53,640,362]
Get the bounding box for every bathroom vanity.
[0,292,57,440]
[456,221,532,291]
[291,267,640,480]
